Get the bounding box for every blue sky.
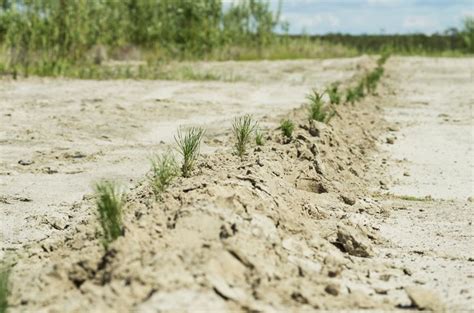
[225,0,474,35]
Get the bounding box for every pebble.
[18,159,34,166]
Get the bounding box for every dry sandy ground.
[375,57,474,311]
[0,57,363,252]
[0,56,473,312]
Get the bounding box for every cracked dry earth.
[0,56,473,312]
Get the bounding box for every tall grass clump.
[150,152,179,198]
[232,114,257,159]
[94,181,124,249]
[0,266,9,313]
[280,119,295,139]
[175,127,205,177]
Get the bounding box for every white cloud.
[402,15,437,30]
[367,0,402,5]
[461,10,474,18]
[281,12,340,31]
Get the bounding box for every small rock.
[325,283,340,296]
[467,197,473,203]
[403,172,410,177]
[341,195,356,206]
[374,287,388,295]
[403,267,413,276]
[336,225,374,258]
[379,274,391,282]
[18,159,34,166]
[405,286,444,311]
[386,137,395,144]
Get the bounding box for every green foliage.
[255,128,264,146]
[150,152,179,197]
[310,31,471,55]
[280,119,294,139]
[461,17,474,53]
[354,82,365,99]
[232,114,257,159]
[326,83,341,105]
[175,127,205,177]
[345,88,357,104]
[307,89,329,122]
[0,0,287,77]
[94,181,124,249]
[345,54,388,104]
[0,266,9,313]
[364,66,384,94]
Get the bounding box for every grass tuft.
[307,89,330,122]
[94,181,124,249]
[150,152,179,198]
[255,128,265,146]
[0,266,9,313]
[175,127,205,177]
[233,114,257,159]
[326,83,341,105]
[280,119,295,139]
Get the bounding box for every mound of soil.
[6,62,419,312]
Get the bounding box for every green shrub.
[150,152,179,198]
[280,119,295,139]
[94,181,124,249]
[175,127,205,177]
[232,114,256,159]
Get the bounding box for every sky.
[225,0,474,35]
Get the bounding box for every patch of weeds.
[280,119,295,139]
[94,181,124,249]
[175,127,205,177]
[326,83,341,105]
[232,114,257,159]
[255,128,265,146]
[150,152,179,198]
[0,266,9,313]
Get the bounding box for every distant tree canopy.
[298,17,474,55]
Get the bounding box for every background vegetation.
[0,0,472,79]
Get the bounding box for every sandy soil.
[375,57,474,311]
[0,56,472,312]
[0,57,365,252]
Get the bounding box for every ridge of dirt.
[4,58,429,312]
[0,56,369,253]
